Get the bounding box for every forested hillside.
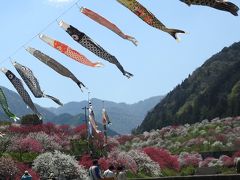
[137,42,240,133]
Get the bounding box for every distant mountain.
[0,86,163,134]
[136,42,240,133]
[47,96,163,134]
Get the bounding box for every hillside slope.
[137,42,240,133]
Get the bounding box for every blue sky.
[0,0,239,108]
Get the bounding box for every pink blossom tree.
[178,152,202,168]
[108,149,137,173]
[9,137,43,153]
[0,157,18,179]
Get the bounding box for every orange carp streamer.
[80,7,138,46]
[39,34,103,68]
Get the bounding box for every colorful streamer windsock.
[102,108,111,126]
[88,120,93,138]
[117,0,185,41]
[39,34,103,67]
[102,108,111,145]
[180,0,239,16]
[0,88,19,121]
[80,7,138,46]
[1,68,42,120]
[26,47,86,91]
[88,100,101,134]
[59,21,133,78]
[12,61,63,106]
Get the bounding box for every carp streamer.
[26,47,86,91]
[0,88,19,121]
[39,34,103,68]
[180,0,239,16]
[89,100,101,134]
[117,0,185,41]
[1,68,42,120]
[80,7,138,46]
[102,108,111,145]
[13,61,63,106]
[59,20,133,78]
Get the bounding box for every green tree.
[21,114,42,125]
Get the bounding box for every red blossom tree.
[42,123,58,135]
[7,123,65,135]
[98,157,111,171]
[58,124,72,134]
[143,147,180,170]
[79,154,93,169]
[73,124,87,138]
[16,162,40,179]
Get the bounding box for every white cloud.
[48,0,73,3]
[47,0,74,7]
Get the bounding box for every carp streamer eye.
[21,66,27,71]
[8,74,13,79]
[72,34,79,41]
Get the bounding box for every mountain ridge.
[46,96,163,134]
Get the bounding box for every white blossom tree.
[127,149,161,176]
[33,150,88,179]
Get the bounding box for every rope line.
[0,0,81,66]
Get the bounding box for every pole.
[102,100,105,109]
[84,107,87,126]
[87,91,90,139]
[88,92,90,107]
[102,101,108,146]
[81,106,88,129]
